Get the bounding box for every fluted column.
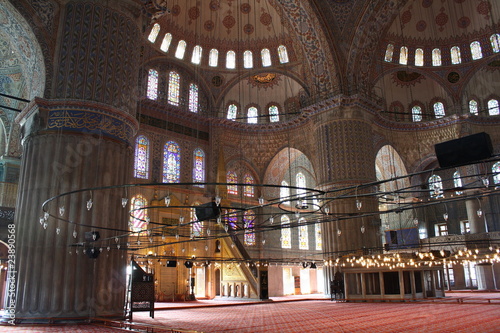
[313,99,381,288]
[5,0,142,322]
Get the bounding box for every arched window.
[228,209,238,229]
[247,106,258,124]
[432,48,442,66]
[384,44,394,62]
[281,180,290,206]
[175,40,187,59]
[191,45,203,64]
[415,48,424,66]
[134,135,149,179]
[148,23,160,43]
[470,41,483,60]
[189,83,198,113]
[469,99,479,115]
[243,50,253,69]
[227,104,237,120]
[193,148,205,186]
[412,105,422,122]
[281,215,291,249]
[243,174,254,197]
[453,171,463,195]
[399,46,408,65]
[261,48,272,67]
[269,105,279,122]
[298,218,308,250]
[278,45,289,63]
[163,141,180,183]
[488,99,499,116]
[168,71,180,106]
[296,172,306,197]
[146,69,158,100]
[493,162,500,185]
[130,195,148,232]
[491,34,500,53]
[160,33,172,52]
[315,223,322,251]
[191,204,202,237]
[226,50,236,69]
[451,46,461,64]
[429,175,443,198]
[209,48,219,67]
[227,171,238,195]
[244,210,255,246]
[433,102,445,119]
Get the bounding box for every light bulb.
[86,198,93,211]
[73,230,77,238]
[482,177,490,188]
[259,196,265,206]
[413,218,419,226]
[324,206,330,214]
[175,233,179,240]
[217,216,222,224]
[44,212,49,221]
[59,206,65,216]
[164,195,170,207]
[477,209,483,217]
[121,198,128,208]
[215,195,221,205]
[337,229,342,236]
[269,216,274,224]
[443,213,448,221]
[56,227,61,235]
[356,199,362,211]
[179,216,185,223]
[360,225,365,233]
[207,229,211,235]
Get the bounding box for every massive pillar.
[6,0,141,322]
[313,98,381,290]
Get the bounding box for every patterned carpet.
[2,294,500,332]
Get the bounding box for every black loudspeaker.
[166,260,177,267]
[435,132,493,168]
[85,231,100,242]
[390,230,398,245]
[195,202,221,221]
[85,247,100,259]
[184,261,193,268]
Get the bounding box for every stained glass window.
[244,50,253,69]
[469,100,478,115]
[227,104,237,120]
[243,174,254,197]
[130,195,148,232]
[148,23,160,43]
[228,209,238,229]
[175,40,186,59]
[429,175,443,198]
[134,135,149,179]
[248,106,258,124]
[453,171,463,195]
[209,48,219,67]
[191,205,202,237]
[168,71,180,106]
[193,148,205,186]
[493,162,500,185]
[433,102,445,118]
[488,99,499,116]
[226,50,236,69]
[160,33,172,52]
[261,48,272,67]
[163,141,180,183]
[244,210,255,246]
[298,218,308,250]
[384,44,394,62]
[296,172,306,197]
[191,45,203,64]
[281,180,290,206]
[278,45,289,63]
[281,215,291,249]
[315,223,322,251]
[491,34,500,53]
[189,83,199,113]
[269,105,279,122]
[412,105,422,122]
[471,41,483,60]
[415,48,424,66]
[451,46,461,64]
[147,69,158,100]
[399,46,408,65]
[227,171,238,195]
[432,48,442,66]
